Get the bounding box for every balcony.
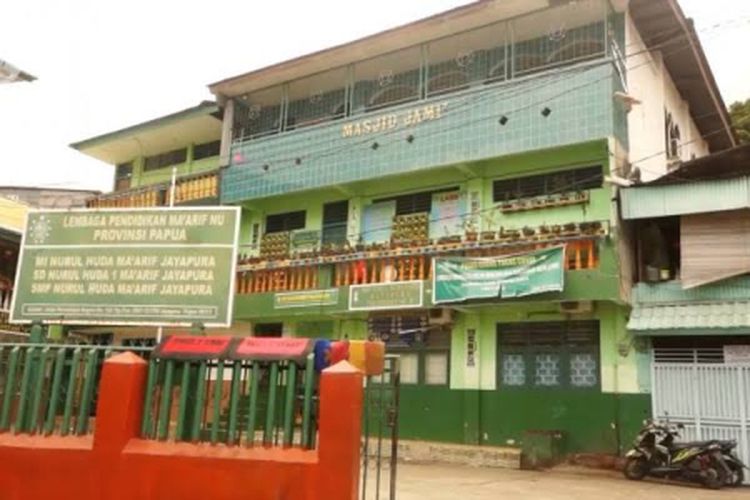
[222,0,621,203]
[236,221,606,295]
[87,170,219,208]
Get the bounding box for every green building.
[78,0,734,455]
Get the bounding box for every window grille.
[265,211,306,234]
[497,321,599,389]
[492,165,603,202]
[193,140,220,161]
[143,148,187,172]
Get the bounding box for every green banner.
[11,207,240,327]
[349,281,423,311]
[433,246,565,303]
[274,289,339,309]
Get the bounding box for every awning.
[628,301,750,335]
[620,176,750,220]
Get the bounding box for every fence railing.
[361,355,400,500]
[0,287,12,312]
[237,239,599,295]
[0,343,152,436]
[140,355,318,448]
[86,169,219,209]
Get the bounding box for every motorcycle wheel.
[623,457,648,480]
[726,461,745,487]
[702,468,723,490]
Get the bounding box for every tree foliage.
[729,99,750,144]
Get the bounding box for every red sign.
[231,337,313,363]
[155,335,234,360]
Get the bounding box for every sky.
[1,0,749,193]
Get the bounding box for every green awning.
[620,176,750,220]
[628,301,750,335]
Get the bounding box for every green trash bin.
[521,429,565,470]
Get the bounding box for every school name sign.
[11,207,240,327]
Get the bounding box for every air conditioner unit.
[559,301,593,315]
[428,308,454,325]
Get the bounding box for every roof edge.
[667,0,735,150]
[208,0,501,94]
[69,101,220,152]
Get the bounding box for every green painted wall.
[234,266,621,321]
[441,302,650,453]
[236,139,615,255]
[123,145,220,190]
[397,386,467,443]
[229,136,642,454]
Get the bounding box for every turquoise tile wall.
[222,61,617,203]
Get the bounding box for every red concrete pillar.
[316,361,363,500]
[93,351,148,454]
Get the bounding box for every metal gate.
[361,355,400,500]
[651,348,750,483]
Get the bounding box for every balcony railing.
[236,223,604,295]
[0,286,11,313]
[87,170,219,208]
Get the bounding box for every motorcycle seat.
[671,440,732,449]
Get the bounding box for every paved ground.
[390,463,749,500]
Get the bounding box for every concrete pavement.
[393,463,749,500]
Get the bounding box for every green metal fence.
[362,355,401,500]
[0,343,152,436]
[140,355,317,448]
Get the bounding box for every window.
[424,353,449,385]
[322,200,349,245]
[665,110,682,160]
[374,187,458,216]
[114,162,133,191]
[88,333,114,346]
[497,321,599,389]
[254,322,283,337]
[193,140,220,161]
[115,162,133,179]
[265,210,306,234]
[369,314,450,386]
[400,353,420,384]
[122,337,157,348]
[143,148,187,172]
[492,166,603,202]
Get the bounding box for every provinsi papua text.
[50,212,231,243]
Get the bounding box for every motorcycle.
[623,420,729,489]
[716,439,747,487]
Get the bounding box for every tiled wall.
[223,62,617,203]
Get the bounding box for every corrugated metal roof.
[633,277,750,304]
[621,176,750,219]
[628,301,750,331]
